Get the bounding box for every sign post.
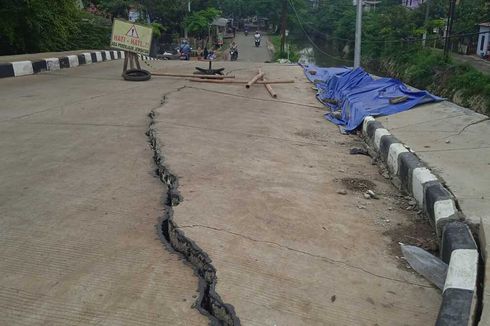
[110,19,153,75]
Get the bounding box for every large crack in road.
[147,107,240,326]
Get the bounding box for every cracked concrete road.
[151,61,441,325]
[1,56,441,325]
[0,62,207,325]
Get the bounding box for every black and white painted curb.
[139,55,160,61]
[437,222,479,325]
[362,116,479,326]
[0,50,165,79]
[0,50,125,78]
[362,116,461,235]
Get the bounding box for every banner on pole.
[111,19,152,55]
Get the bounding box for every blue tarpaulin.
[303,64,443,131]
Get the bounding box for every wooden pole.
[122,51,129,75]
[246,71,265,88]
[152,72,235,79]
[129,53,135,70]
[280,0,288,54]
[188,78,294,84]
[263,77,277,98]
[135,54,141,70]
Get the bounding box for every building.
[477,23,490,57]
[364,0,381,12]
[402,0,423,9]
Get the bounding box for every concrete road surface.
[1,58,440,325]
[0,61,207,325]
[233,33,271,63]
[150,61,441,325]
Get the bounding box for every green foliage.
[92,0,132,17]
[0,0,81,54]
[271,35,300,62]
[445,64,490,109]
[371,47,490,114]
[150,22,166,38]
[70,11,112,50]
[184,7,221,37]
[0,0,116,54]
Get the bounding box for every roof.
[211,18,228,27]
[479,22,490,27]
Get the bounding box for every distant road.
[231,32,271,63]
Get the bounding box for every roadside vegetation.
[218,0,490,113]
[300,0,490,113]
[270,35,300,62]
[0,0,488,112]
[0,0,221,55]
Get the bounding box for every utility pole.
[280,0,288,54]
[354,0,363,68]
[422,0,430,47]
[184,0,191,40]
[286,29,290,60]
[443,0,456,60]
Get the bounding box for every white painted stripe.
[95,52,102,62]
[412,167,438,207]
[82,53,92,64]
[11,61,34,76]
[374,128,391,150]
[44,58,60,71]
[104,51,112,60]
[112,50,118,59]
[434,199,458,223]
[444,249,478,292]
[362,116,375,135]
[387,143,409,174]
[67,55,79,67]
[120,51,125,59]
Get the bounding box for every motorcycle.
[177,45,192,60]
[254,37,261,47]
[229,49,238,61]
[179,51,190,60]
[244,30,249,36]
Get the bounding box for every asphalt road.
[232,32,271,63]
[0,58,440,325]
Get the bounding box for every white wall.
[477,26,490,56]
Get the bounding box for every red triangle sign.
[126,25,140,39]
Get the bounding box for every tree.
[184,7,221,37]
[0,0,81,54]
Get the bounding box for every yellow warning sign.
[110,19,152,55]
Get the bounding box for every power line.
[302,21,490,45]
[288,0,353,63]
[288,2,489,62]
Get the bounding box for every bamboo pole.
[188,79,294,84]
[152,72,235,79]
[246,71,265,88]
[263,77,277,98]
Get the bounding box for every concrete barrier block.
[387,143,409,174]
[12,61,34,76]
[437,222,478,326]
[374,128,391,150]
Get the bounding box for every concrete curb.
[362,116,479,326]
[0,50,165,79]
[437,222,479,325]
[0,50,125,78]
